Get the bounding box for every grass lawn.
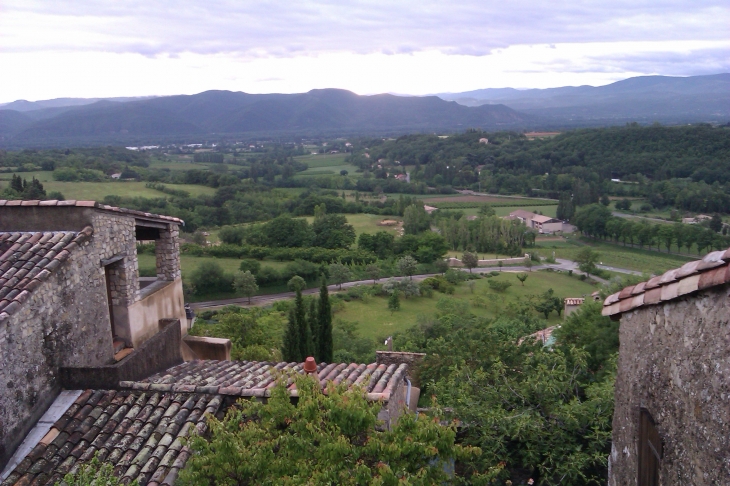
[333,270,597,340]
[37,181,216,200]
[534,237,696,275]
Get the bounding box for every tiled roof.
[564,297,585,306]
[2,359,409,485]
[602,248,730,317]
[0,389,221,486]
[0,227,93,322]
[122,359,408,401]
[0,200,183,225]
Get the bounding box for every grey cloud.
[5,0,729,58]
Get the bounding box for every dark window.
[638,408,662,486]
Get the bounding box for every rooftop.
[1,359,411,485]
[603,247,730,317]
[1,389,220,486]
[125,359,408,401]
[0,228,93,322]
[0,200,184,225]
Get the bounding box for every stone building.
[602,249,730,484]
[0,200,187,469]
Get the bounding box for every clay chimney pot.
[303,356,317,374]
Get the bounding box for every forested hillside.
[354,124,730,212]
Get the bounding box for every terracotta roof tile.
[603,246,730,317]
[564,298,585,306]
[1,389,220,486]
[0,228,93,320]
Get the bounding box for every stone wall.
[0,212,140,469]
[608,284,730,485]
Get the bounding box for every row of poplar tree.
[282,277,333,363]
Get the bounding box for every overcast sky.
[1,0,729,102]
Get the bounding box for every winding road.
[189,259,642,310]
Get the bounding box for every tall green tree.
[308,297,319,354]
[282,308,300,362]
[232,270,258,304]
[317,277,333,362]
[294,288,314,360]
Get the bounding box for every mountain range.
[438,73,730,124]
[0,74,728,148]
[0,90,523,147]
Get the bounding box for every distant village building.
[602,248,730,484]
[682,214,712,224]
[564,292,601,317]
[479,138,488,144]
[506,210,570,233]
[423,205,438,214]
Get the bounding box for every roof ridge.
[603,247,730,317]
[0,200,184,225]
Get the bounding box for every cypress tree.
[295,289,314,360]
[317,277,333,363]
[308,298,319,359]
[282,308,300,362]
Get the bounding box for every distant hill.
[0,96,156,112]
[0,89,526,147]
[438,74,730,125]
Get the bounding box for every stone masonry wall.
[155,225,181,281]
[0,212,140,469]
[608,284,730,485]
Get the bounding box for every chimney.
[303,356,317,374]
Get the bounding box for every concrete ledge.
[183,335,232,361]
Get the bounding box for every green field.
[534,237,695,275]
[43,181,214,200]
[1,171,216,200]
[333,271,597,340]
[294,153,359,177]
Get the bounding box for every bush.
[487,280,512,293]
[239,259,261,274]
[444,269,468,285]
[420,276,456,295]
[190,261,233,295]
[256,266,282,286]
[207,243,247,258]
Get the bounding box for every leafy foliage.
[179,375,482,486]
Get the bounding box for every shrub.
[190,261,233,295]
[239,259,261,274]
[487,280,512,293]
[444,269,468,285]
[256,266,282,286]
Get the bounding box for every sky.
[1,0,729,102]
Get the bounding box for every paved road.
[189,258,627,310]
